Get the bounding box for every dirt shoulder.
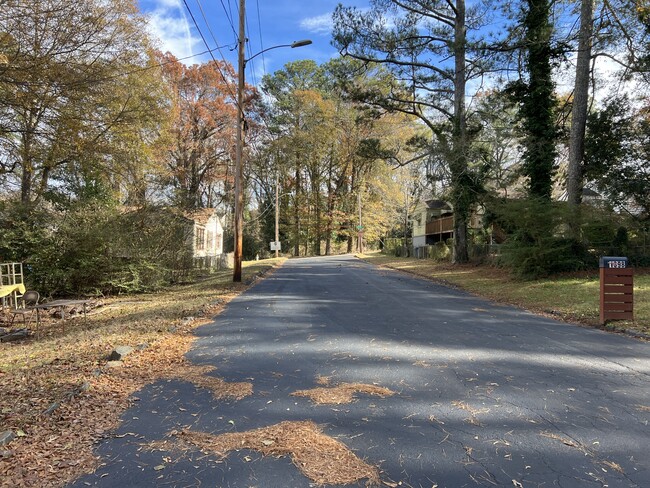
[0,258,285,488]
[359,252,649,338]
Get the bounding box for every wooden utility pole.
[275,173,279,258]
[233,0,246,282]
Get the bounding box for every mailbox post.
[599,257,633,325]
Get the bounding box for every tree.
[158,54,244,210]
[0,0,166,206]
[261,60,329,255]
[566,0,594,205]
[584,96,650,219]
[257,57,421,257]
[473,91,522,199]
[508,0,559,200]
[333,0,498,263]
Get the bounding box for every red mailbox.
[599,257,633,325]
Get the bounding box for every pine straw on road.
[291,382,395,405]
[0,260,282,488]
[171,421,381,486]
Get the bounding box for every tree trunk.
[522,0,557,200]
[325,189,334,256]
[313,181,322,256]
[293,166,301,256]
[451,0,470,264]
[567,0,594,205]
[20,123,34,204]
[325,153,334,255]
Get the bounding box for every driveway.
[71,255,650,487]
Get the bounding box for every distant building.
[557,187,605,206]
[183,208,226,269]
[410,199,487,257]
[411,200,455,248]
[118,206,229,270]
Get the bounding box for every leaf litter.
[0,262,279,488]
[291,382,395,405]
[164,421,381,486]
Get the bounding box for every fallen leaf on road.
[292,382,394,405]
[172,421,380,486]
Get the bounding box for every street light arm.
[244,40,312,66]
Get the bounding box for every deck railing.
[425,216,454,235]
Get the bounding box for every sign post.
[599,257,633,325]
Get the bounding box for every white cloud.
[144,0,199,62]
[299,13,334,35]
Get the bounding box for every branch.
[390,152,429,168]
[392,0,455,27]
[339,50,453,81]
[592,51,634,70]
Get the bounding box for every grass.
[360,252,649,336]
[0,258,284,487]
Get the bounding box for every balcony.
[425,216,454,235]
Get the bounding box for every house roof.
[582,188,602,198]
[183,208,217,225]
[423,199,452,210]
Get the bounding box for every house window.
[206,231,214,252]
[196,227,205,251]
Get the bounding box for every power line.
[195,0,234,56]
[255,0,267,78]
[245,15,257,86]
[219,0,238,39]
[181,0,239,107]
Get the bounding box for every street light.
[245,40,313,67]
[233,0,311,282]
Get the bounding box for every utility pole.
[233,0,246,282]
[275,172,279,258]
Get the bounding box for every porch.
[425,215,454,236]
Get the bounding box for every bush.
[1,202,194,295]
[489,199,596,278]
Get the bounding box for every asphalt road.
[71,255,650,488]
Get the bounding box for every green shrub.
[432,241,451,261]
[1,201,194,295]
[489,198,596,278]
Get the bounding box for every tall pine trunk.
[567,0,594,205]
[451,0,470,264]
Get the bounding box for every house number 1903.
[608,261,627,268]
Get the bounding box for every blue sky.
[138,0,369,84]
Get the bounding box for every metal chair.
[10,290,40,326]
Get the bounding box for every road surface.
[71,255,650,487]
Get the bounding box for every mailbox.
[599,257,633,325]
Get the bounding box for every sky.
[138,0,369,85]
[137,0,636,103]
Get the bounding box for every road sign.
[270,241,281,251]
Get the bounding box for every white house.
[183,208,225,269]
